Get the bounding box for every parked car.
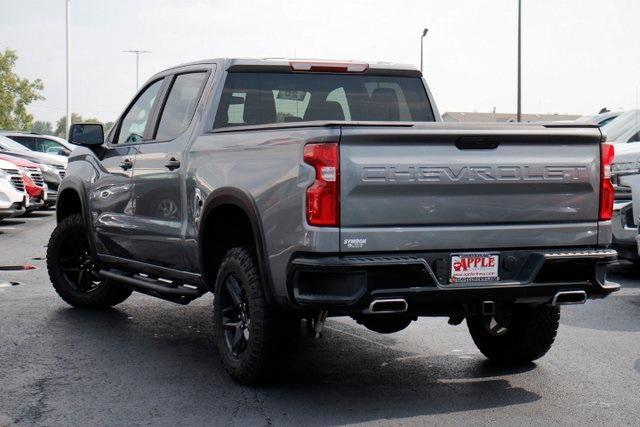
[576,111,622,126]
[602,109,640,144]
[0,135,66,206]
[48,58,618,385]
[610,143,640,261]
[0,154,47,211]
[0,131,74,156]
[0,158,27,220]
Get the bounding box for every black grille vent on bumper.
[54,165,66,178]
[10,176,25,192]
[27,167,44,187]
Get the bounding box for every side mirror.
[69,123,104,146]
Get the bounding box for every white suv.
[0,159,27,220]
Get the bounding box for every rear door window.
[214,72,434,128]
[155,72,208,140]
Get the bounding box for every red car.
[0,153,46,211]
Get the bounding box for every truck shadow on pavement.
[38,304,541,425]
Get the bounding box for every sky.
[1,0,639,124]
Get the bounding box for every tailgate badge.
[344,238,367,249]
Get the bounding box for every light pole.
[123,50,151,91]
[517,0,522,122]
[65,0,71,136]
[420,28,429,73]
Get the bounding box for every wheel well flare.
[201,204,256,289]
[56,189,82,223]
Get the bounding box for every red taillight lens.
[303,142,339,226]
[599,143,615,221]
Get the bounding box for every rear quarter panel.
[184,127,341,298]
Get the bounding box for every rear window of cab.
[213,72,435,128]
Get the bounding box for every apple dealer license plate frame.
[450,252,500,283]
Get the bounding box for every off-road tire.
[467,304,560,363]
[47,213,132,308]
[213,246,299,385]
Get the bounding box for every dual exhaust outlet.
[550,290,587,306]
[366,298,408,314]
[365,290,587,315]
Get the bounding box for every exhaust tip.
[366,298,408,314]
[551,291,587,306]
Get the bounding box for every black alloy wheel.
[220,273,251,357]
[57,228,103,293]
[47,213,133,308]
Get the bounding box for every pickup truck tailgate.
[339,123,603,251]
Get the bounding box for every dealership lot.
[0,212,638,426]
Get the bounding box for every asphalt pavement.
[0,212,639,426]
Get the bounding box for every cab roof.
[159,57,422,76]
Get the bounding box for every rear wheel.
[47,214,132,308]
[467,304,560,364]
[213,246,299,385]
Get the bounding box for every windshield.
[214,72,435,128]
[602,110,640,143]
[0,135,31,152]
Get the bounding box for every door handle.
[164,158,181,171]
[119,158,133,170]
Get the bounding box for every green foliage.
[31,120,54,135]
[54,113,103,138]
[0,49,44,131]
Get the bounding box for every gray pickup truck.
[47,58,618,384]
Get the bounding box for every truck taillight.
[303,142,339,226]
[599,143,615,221]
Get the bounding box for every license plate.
[450,252,499,283]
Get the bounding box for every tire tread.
[213,246,298,385]
[47,214,132,308]
[467,305,560,363]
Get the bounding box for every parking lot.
[0,212,638,426]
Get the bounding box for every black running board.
[99,269,202,305]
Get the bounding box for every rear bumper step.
[288,248,618,312]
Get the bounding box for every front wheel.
[46,214,132,308]
[467,304,560,364]
[213,246,299,385]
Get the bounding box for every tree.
[0,49,44,130]
[31,120,53,135]
[54,113,103,138]
[55,113,82,138]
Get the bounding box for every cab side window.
[8,136,36,150]
[155,72,208,141]
[116,79,163,145]
[37,138,67,154]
